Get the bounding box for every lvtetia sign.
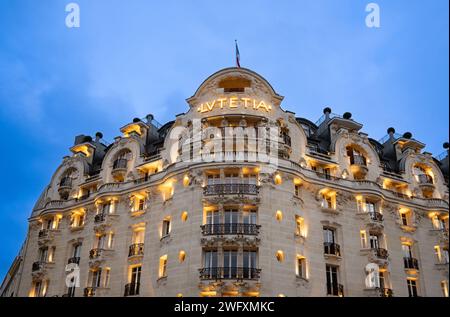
[196,97,272,113]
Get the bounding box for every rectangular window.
[369,234,380,249]
[295,216,305,237]
[73,243,82,258]
[32,281,42,297]
[434,246,442,263]
[441,280,449,297]
[323,227,336,244]
[159,255,168,278]
[162,218,171,237]
[366,201,376,213]
[401,213,409,226]
[223,250,238,278]
[39,247,48,262]
[243,250,257,279]
[356,199,364,212]
[407,279,418,297]
[207,174,220,185]
[297,256,306,278]
[104,268,110,288]
[92,269,102,288]
[128,265,141,296]
[402,244,413,258]
[48,246,56,263]
[243,173,257,185]
[133,229,145,244]
[224,208,238,233]
[137,198,145,211]
[326,265,340,296]
[360,230,367,249]
[224,172,239,184]
[243,210,257,225]
[204,250,218,269]
[294,184,301,197]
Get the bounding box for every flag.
[235,40,241,68]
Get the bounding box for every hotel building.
[1,67,449,297]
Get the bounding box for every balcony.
[58,177,72,199]
[38,229,49,239]
[403,257,419,270]
[94,213,106,223]
[124,282,140,296]
[83,287,96,297]
[128,243,144,257]
[369,212,384,222]
[89,248,103,259]
[111,158,128,181]
[417,174,435,196]
[32,261,44,272]
[349,155,368,179]
[327,283,344,297]
[203,183,259,196]
[380,288,393,297]
[373,248,389,260]
[201,223,260,236]
[199,267,261,280]
[324,242,341,257]
[67,257,80,265]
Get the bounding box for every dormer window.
[413,165,435,198]
[112,150,131,182]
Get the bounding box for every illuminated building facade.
[1,67,449,297]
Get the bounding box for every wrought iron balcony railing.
[83,287,95,297]
[199,267,261,280]
[32,261,43,272]
[327,283,344,297]
[369,212,384,222]
[94,213,106,223]
[89,248,102,259]
[374,248,389,259]
[67,257,80,265]
[403,257,419,270]
[380,288,394,297]
[59,177,72,188]
[128,243,144,257]
[418,174,433,185]
[38,229,49,238]
[124,282,140,296]
[203,183,259,196]
[201,223,260,236]
[112,158,128,170]
[324,242,341,257]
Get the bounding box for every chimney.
[95,132,103,142]
[146,114,154,124]
[323,107,332,120]
[387,127,396,140]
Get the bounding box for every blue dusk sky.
[0,0,448,278]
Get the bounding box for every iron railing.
[199,267,261,280]
[404,257,419,270]
[124,283,140,296]
[324,242,341,257]
[203,183,259,196]
[112,158,128,170]
[369,212,384,222]
[89,248,102,259]
[418,174,433,185]
[128,243,144,257]
[201,223,260,236]
[67,257,80,265]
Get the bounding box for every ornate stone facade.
[1,67,449,297]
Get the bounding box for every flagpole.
[236,40,240,68]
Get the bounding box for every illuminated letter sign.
[197,97,272,113]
